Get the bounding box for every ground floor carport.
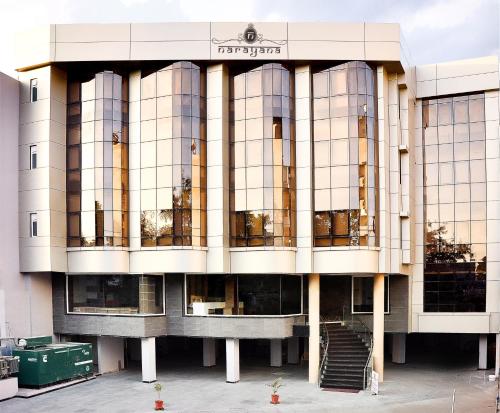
[124,336,307,383]
[3,341,497,413]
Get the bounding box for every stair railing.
[318,317,343,387]
[318,316,330,387]
[341,306,374,390]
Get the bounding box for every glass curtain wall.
[67,71,129,247]
[422,94,487,312]
[312,62,378,247]
[230,63,296,247]
[140,62,207,247]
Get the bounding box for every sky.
[0,0,498,76]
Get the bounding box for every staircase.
[319,323,371,390]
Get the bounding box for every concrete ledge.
[0,377,18,401]
[16,376,95,398]
[416,313,491,333]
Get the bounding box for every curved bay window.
[230,63,296,247]
[312,62,378,247]
[140,62,207,247]
[67,71,129,247]
[423,94,487,312]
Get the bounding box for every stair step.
[320,382,364,390]
[329,339,366,344]
[320,324,371,392]
[326,355,368,363]
[323,370,364,378]
[329,344,367,348]
[327,348,368,357]
[326,360,366,369]
[322,375,364,384]
[328,349,369,354]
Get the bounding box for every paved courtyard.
[1,356,497,413]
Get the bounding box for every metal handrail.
[318,317,329,387]
[341,306,374,389]
[318,317,342,387]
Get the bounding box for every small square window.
[30,145,37,169]
[30,213,38,237]
[352,276,389,313]
[30,79,38,102]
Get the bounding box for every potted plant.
[153,382,164,411]
[267,377,283,404]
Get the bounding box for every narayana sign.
[212,23,286,57]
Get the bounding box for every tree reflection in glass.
[139,62,206,247]
[229,64,296,247]
[423,94,487,312]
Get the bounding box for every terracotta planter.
[155,400,164,410]
[271,394,280,404]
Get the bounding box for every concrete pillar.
[128,70,142,250]
[203,338,216,367]
[97,336,124,374]
[392,333,406,364]
[226,338,240,383]
[308,273,320,383]
[206,64,230,273]
[270,339,282,367]
[495,334,500,378]
[294,65,313,274]
[287,337,299,364]
[373,273,385,382]
[141,337,156,383]
[478,334,488,370]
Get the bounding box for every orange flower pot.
[155,400,164,410]
[271,394,280,404]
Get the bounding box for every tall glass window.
[423,94,487,312]
[230,63,296,247]
[312,62,378,247]
[140,62,207,247]
[67,71,129,247]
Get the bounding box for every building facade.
[1,22,499,386]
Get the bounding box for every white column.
[485,91,500,332]
[128,70,142,251]
[392,333,406,364]
[270,339,282,367]
[373,273,385,382]
[287,337,299,364]
[377,66,391,275]
[308,273,320,383]
[203,338,216,367]
[495,334,500,378]
[294,65,313,274]
[97,336,124,374]
[206,64,230,273]
[226,338,240,383]
[141,337,156,383]
[478,334,488,370]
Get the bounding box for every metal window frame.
[65,273,166,317]
[351,274,390,315]
[183,273,304,317]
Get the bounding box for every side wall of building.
[0,72,54,339]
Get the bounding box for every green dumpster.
[13,342,93,388]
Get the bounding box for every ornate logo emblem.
[211,23,287,57]
[243,23,258,44]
